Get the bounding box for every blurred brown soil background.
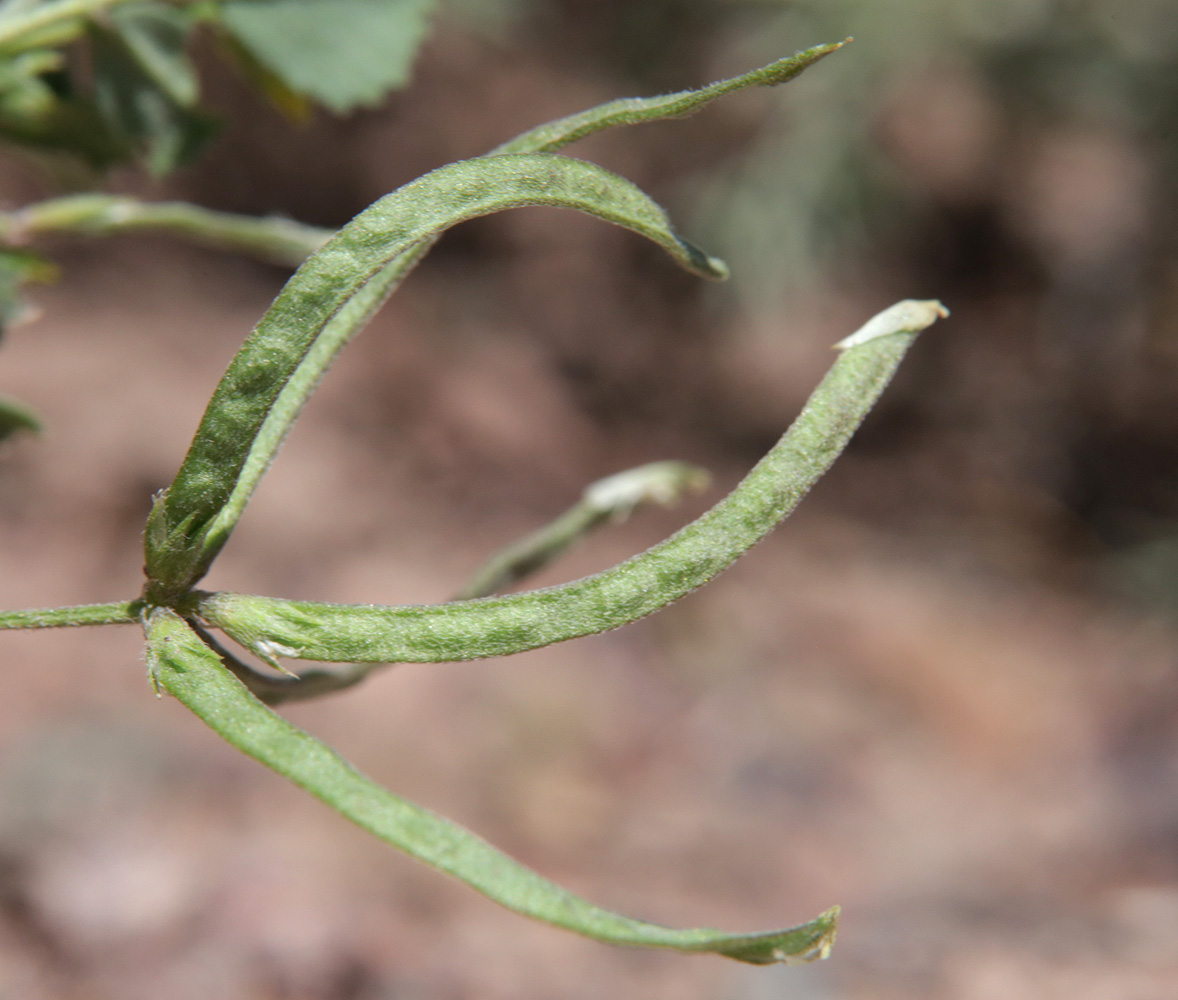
[1,3,1178,998]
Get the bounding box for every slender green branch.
[0,194,333,268]
[0,599,143,629]
[146,607,839,963]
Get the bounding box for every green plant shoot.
[0,43,950,965]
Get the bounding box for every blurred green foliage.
[0,0,440,175]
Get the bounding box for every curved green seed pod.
[453,460,712,601]
[145,152,726,599]
[493,40,848,155]
[143,44,848,602]
[144,606,838,964]
[196,301,948,666]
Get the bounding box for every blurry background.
[1,0,1177,997]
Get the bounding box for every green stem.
[0,599,142,628]
[0,194,332,268]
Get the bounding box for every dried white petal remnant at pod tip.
[833,299,950,351]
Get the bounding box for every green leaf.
[109,2,199,107]
[0,2,177,56]
[0,49,129,167]
[0,0,93,55]
[195,302,948,666]
[145,606,839,964]
[0,96,129,167]
[89,16,217,175]
[0,392,41,440]
[0,246,56,331]
[216,0,434,114]
[0,1,48,17]
[0,4,204,170]
[213,26,312,121]
[145,152,726,599]
[0,45,61,101]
